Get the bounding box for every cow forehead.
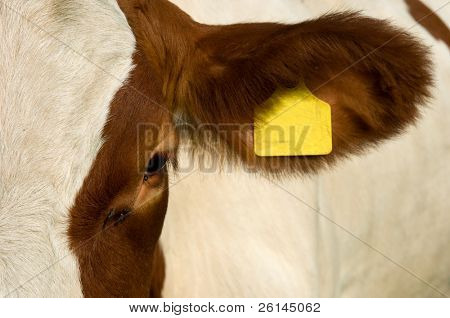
[0,0,135,296]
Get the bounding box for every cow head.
[67,0,432,297]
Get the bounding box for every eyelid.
[136,154,168,209]
[144,153,169,181]
[135,175,165,210]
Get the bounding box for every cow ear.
[128,0,432,175]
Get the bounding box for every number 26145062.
[258,302,320,313]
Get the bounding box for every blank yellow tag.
[254,82,332,157]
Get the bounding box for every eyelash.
[144,153,168,181]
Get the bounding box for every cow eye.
[145,153,168,176]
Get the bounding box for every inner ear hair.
[122,0,432,176]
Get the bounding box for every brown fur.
[149,243,166,298]
[405,0,450,49]
[68,51,172,297]
[69,0,433,297]
[127,0,432,176]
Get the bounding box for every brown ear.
[125,0,432,175]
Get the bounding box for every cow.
[161,0,450,297]
[0,0,448,297]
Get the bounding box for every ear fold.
[125,0,432,175]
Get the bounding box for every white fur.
[162,0,450,297]
[0,0,135,297]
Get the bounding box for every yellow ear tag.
[254,82,332,157]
